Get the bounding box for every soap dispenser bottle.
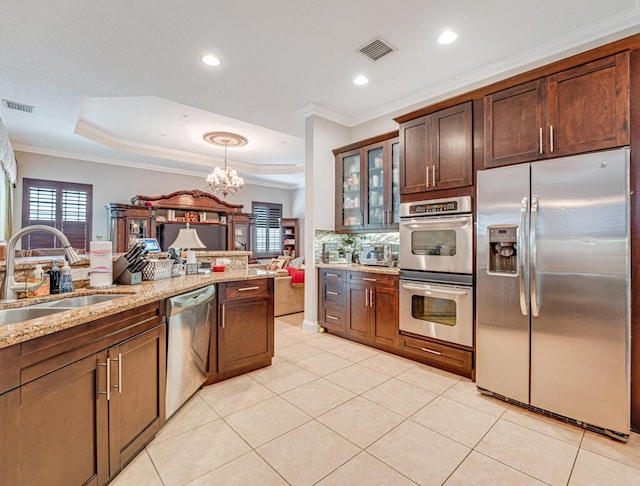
[60,261,74,293]
[48,261,61,294]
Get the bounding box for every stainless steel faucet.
[1,225,82,302]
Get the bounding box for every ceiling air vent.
[2,99,35,113]
[357,37,397,62]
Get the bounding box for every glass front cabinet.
[335,133,399,232]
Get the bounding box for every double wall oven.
[399,196,473,347]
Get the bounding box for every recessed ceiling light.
[202,55,221,66]
[353,75,369,86]
[438,30,458,45]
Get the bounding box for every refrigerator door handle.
[519,196,529,316]
[530,195,540,317]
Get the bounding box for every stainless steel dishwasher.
[166,285,216,418]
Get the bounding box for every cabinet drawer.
[223,279,269,299]
[401,335,472,370]
[320,268,345,284]
[321,304,346,332]
[348,271,397,289]
[323,284,345,307]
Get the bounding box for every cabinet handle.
[365,288,369,307]
[539,127,543,154]
[221,304,226,328]
[98,357,111,401]
[327,291,339,295]
[432,165,436,187]
[369,288,374,307]
[111,353,122,394]
[426,166,430,187]
[420,347,442,356]
[326,273,339,277]
[362,277,377,282]
[549,125,554,153]
[326,315,339,320]
[238,286,260,292]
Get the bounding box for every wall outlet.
[215,258,231,266]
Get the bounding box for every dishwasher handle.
[167,285,216,316]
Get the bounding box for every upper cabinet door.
[485,79,547,168]
[390,140,400,225]
[431,102,473,190]
[546,52,629,157]
[400,115,431,194]
[365,144,386,229]
[336,149,364,231]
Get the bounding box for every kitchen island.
[0,266,275,486]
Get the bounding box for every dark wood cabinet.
[106,203,155,254]
[215,279,274,376]
[0,303,165,486]
[1,352,109,486]
[319,269,347,333]
[229,212,256,257]
[485,52,629,168]
[400,102,473,194]
[334,133,400,232]
[347,272,399,346]
[400,334,473,377]
[108,325,166,475]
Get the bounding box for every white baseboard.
[303,319,320,334]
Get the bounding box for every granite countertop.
[315,262,400,276]
[0,269,275,349]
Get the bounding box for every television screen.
[157,224,227,251]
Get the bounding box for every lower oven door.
[399,279,473,347]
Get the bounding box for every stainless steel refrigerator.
[476,147,630,438]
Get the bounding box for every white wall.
[302,115,350,331]
[13,151,297,241]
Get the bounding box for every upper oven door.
[399,214,473,274]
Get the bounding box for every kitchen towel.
[90,240,113,288]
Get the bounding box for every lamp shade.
[169,223,206,249]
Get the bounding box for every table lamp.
[169,223,206,274]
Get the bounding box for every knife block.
[113,255,142,285]
[116,269,142,285]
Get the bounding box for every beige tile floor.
[113,313,640,486]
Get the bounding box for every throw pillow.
[277,255,292,268]
[267,258,286,271]
[288,256,305,269]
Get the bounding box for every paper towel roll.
[90,240,113,288]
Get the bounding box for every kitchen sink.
[42,294,131,308]
[0,307,69,325]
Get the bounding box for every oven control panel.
[400,196,472,218]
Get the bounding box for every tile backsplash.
[314,230,399,263]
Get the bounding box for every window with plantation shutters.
[22,178,92,251]
[252,201,282,258]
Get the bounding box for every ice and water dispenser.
[488,225,518,275]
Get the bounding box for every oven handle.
[401,282,469,297]
[401,217,470,229]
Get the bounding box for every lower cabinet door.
[0,352,109,486]
[219,297,273,373]
[108,324,166,476]
[348,285,371,340]
[372,286,399,347]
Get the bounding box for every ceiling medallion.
[203,131,247,198]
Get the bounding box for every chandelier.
[203,131,248,197]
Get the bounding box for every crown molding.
[297,103,351,126]
[12,144,302,190]
[302,9,640,129]
[74,120,304,175]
